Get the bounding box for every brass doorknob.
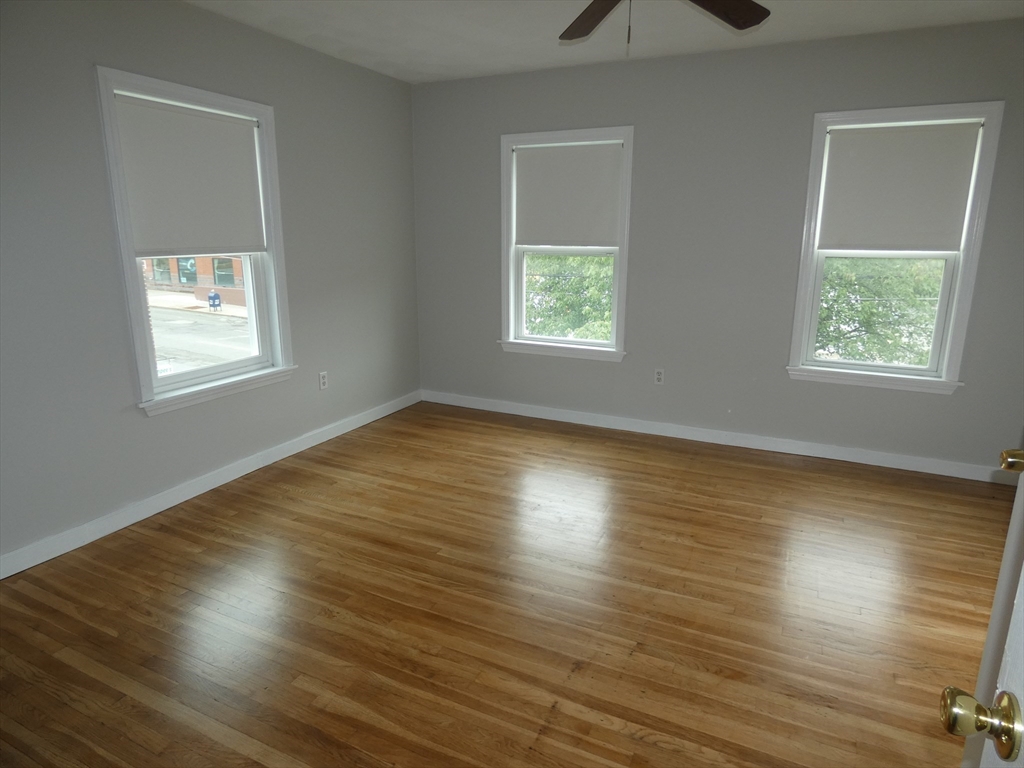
[1001,449,1024,473]
[940,686,1023,761]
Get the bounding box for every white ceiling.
[188,0,1024,84]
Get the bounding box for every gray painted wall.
[2,3,1021,564]
[0,0,419,555]
[412,21,1024,468]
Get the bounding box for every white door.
[961,472,1024,768]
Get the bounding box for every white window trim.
[97,67,294,414]
[500,127,633,362]
[787,102,1003,394]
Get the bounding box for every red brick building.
[140,257,247,306]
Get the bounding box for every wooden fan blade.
[560,0,625,40]
[688,0,770,30]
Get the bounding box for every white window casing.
[787,102,1004,393]
[97,68,294,414]
[500,127,634,361]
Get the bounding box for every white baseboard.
[3,386,1012,580]
[421,390,1013,486]
[0,391,422,580]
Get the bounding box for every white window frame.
[500,127,633,362]
[787,102,1004,394]
[97,67,295,415]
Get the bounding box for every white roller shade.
[819,122,981,251]
[114,94,265,255]
[515,142,623,247]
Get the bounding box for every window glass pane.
[523,252,614,343]
[214,257,237,287]
[152,258,171,283]
[814,257,945,367]
[139,257,258,377]
[176,257,198,285]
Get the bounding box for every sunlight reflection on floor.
[511,466,611,572]
[782,519,901,648]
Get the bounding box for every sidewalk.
[146,288,248,318]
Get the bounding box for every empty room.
[1,0,1023,766]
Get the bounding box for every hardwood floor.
[0,403,1015,767]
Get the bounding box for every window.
[98,67,294,415]
[788,102,1003,393]
[151,258,171,283]
[176,257,198,285]
[501,127,633,361]
[213,257,237,287]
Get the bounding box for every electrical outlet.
[655,368,664,385]
[318,371,328,390]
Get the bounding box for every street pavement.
[146,289,254,375]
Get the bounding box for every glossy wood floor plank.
[1,403,1015,767]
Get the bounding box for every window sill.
[140,365,297,415]
[786,365,962,394]
[499,340,625,362]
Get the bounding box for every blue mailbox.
[208,290,222,311]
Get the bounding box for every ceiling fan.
[559,0,770,40]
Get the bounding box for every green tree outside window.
[523,253,614,342]
[814,257,945,367]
